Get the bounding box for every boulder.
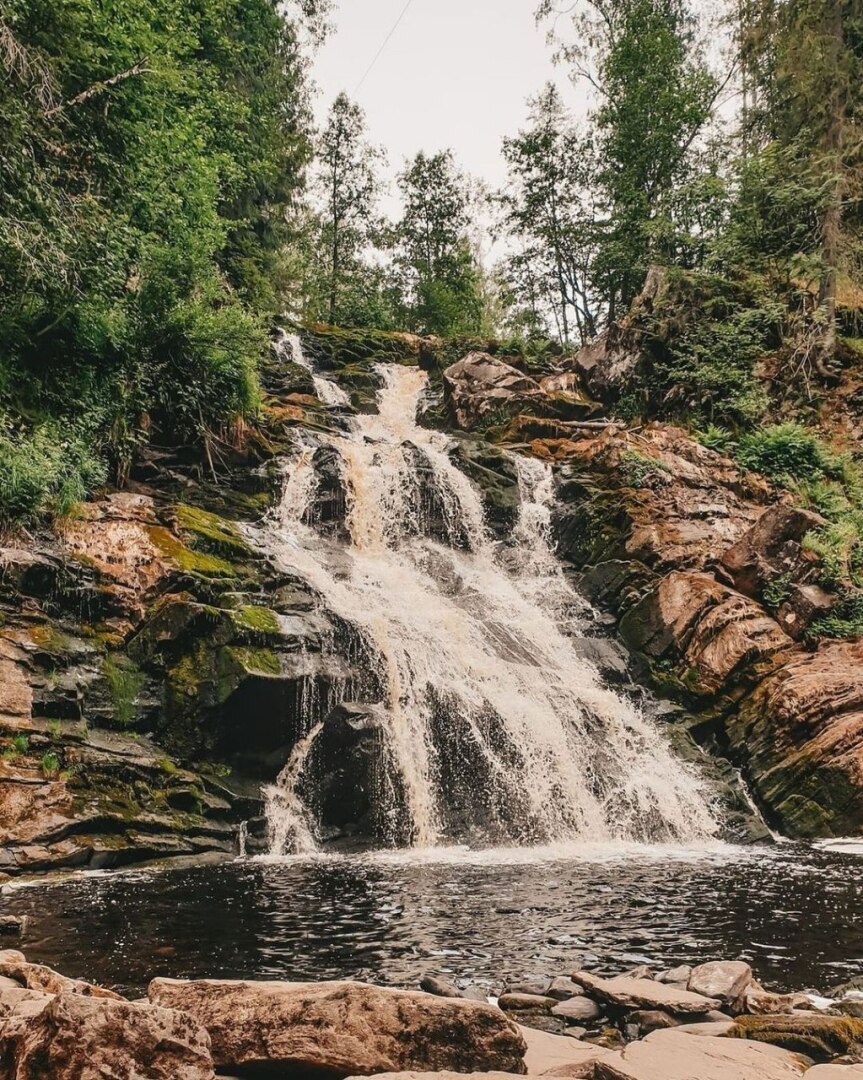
[546,976,585,1001]
[148,978,527,1075]
[620,570,791,695]
[729,1015,863,1063]
[656,966,692,985]
[728,640,863,837]
[443,353,546,431]
[420,975,464,999]
[687,961,753,1006]
[499,993,557,1013]
[746,990,812,1015]
[593,1027,810,1079]
[551,997,601,1023]
[0,955,122,1000]
[0,991,214,1079]
[719,504,825,601]
[572,971,720,1016]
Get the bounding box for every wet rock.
[687,961,753,1007]
[499,992,557,1013]
[728,640,863,838]
[572,971,720,1015]
[0,916,23,936]
[420,976,464,999]
[837,1001,863,1020]
[0,991,214,1079]
[551,997,601,1024]
[505,978,552,997]
[148,978,527,1075]
[593,1026,810,1079]
[730,1014,863,1062]
[0,955,122,999]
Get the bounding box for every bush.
[0,422,108,528]
[736,423,837,484]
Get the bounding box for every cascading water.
[254,342,720,854]
[275,329,351,408]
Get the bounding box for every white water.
[254,344,720,854]
[275,330,351,407]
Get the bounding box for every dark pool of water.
[3,842,862,998]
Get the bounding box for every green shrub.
[736,423,837,485]
[696,424,736,455]
[808,591,863,641]
[40,752,61,778]
[0,422,108,528]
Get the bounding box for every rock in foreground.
[0,991,214,1080]
[149,977,527,1076]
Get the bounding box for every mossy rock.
[729,1014,863,1062]
[147,525,238,578]
[227,605,282,641]
[173,504,255,561]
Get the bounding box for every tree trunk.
[815,0,845,378]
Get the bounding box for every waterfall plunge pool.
[4,841,862,997]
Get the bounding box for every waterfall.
[254,341,720,854]
[275,330,351,408]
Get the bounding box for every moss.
[730,1015,863,1062]
[219,645,280,681]
[147,525,238,578]
[229,605,281,639]
[102,655,145,727]
[619,449,672,489]
[174,503,254,560]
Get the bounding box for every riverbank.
[1,940,862,1078]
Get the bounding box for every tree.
[734,0,861,372]
[0,0,327,522]
[312,92,384,325]
[538,0,721,320]
[499,84,599,345]
[395,150,485,335]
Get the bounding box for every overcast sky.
[311,0,588,197]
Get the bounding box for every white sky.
[311,0,589,199]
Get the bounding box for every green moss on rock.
[174,504,254,560]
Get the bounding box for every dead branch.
[44,57,152,118]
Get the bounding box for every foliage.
[394,151,486,336]
[40,751,61,778]
[499,84,599,345]
[696,424,736,455]
[736,423,840,485]
[0,0,325,525]
[808,591,863,641]
[0,421,108,527]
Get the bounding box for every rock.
[551,997,601,1024]
[506,979,552,997]
[546,977,586,1001]
[420,976,464,999]
[572,971,720,1016]
[656,966,692,985]
[730,1014,863,1062]
[777,584,836,641]
[625,1009,680,1034]
[1,991,214,1079]
[499,993,558,1013]
[0,955,122,1000]
[593,1027,810,1079]
[623,966,654,981]
[148,978,527,1075]
[804,1067,863,1077]
[519,1024,617,1077]
[831,978,863,997]
[687,961,753,1006]
[443,353,547,431]
[620,570,791,696]
[0,916,23,935]
[837,1000,863,1020]
[746,990,811,1015]
[728,640,863,837]
[719,504,825,601]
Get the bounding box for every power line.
[353,0,417,94]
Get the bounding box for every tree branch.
[44,57,152,118]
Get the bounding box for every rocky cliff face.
[1,322,860,876]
